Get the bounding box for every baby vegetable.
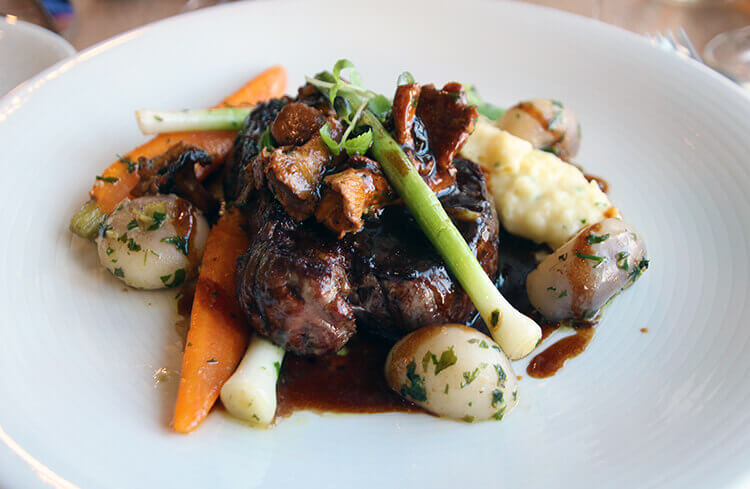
[385,324,518,422]
[496,98,581,160]
[96,195,208,289]
[173,209,251,433]
[220,336,285,426]
[526,218,648,321]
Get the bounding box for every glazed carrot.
[91,65,288,215]
[173,209,251,433]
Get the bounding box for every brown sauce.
[584,173,609,194]
[527,326,595,378]
[275,334,421,419]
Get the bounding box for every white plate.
[1,1,749,488]
[0,17,75,96]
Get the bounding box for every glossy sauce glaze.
[275,333,420,418]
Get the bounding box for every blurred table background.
[0,0,748,68]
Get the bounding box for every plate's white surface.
[0,17,75,96]
[1,1,749,488]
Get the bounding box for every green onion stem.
[362,111,540,359]
[69,200,104,240]
[135,108,253,134]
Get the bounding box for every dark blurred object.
[0,0,57,31]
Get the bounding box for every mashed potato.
[460,120,614,250]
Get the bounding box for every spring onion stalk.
[361,111,540,359]
[135,108,253,134]
[69,200,104,240]
[220,335,285,427]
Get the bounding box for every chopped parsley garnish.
[461,368,480,387]
[336,346,349,357]
[444,384,449,394]
[616,251,629,271]
[161,236,189,255]
[400,360,427,402]
[117,233,128,243]
[468,338,489,349]
[629,258,649,281]
[575,252,605,268]
[492,407,506,421]
[96,175,119,183]
[113,267,124,278]
[546,286,557,292]
[462,415,475,423]
[490,309,500,327]
[106,247,115,256]
[273,361,281,376]
[558,289,568,298]
[127,219,139,231]
[160,268,186,288]
[586,233,610,244]
[491,389,504,407]
[126,238,141,252]
[117,154,138,173]
[147,211,166,231]
[422,347,458,375]
[495,364,507,383]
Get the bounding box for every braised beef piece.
[236,159,498,354]
[131,142,219,218]
[347,158,497,339]
[223,98,291,202]
[236,190,356,356]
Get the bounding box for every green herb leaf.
[616,251,629,271]
[126,238,141,252]
[160,268,186,288]
[161,236,189,255]
[491,389,504,407]
[575,252,605,268]
[336,346,349,357]
[332,59,355,81]
[495,363,507,383]
[587,233,610,244]
[113,267,124,278]
[434,346,458,375]
[148,211,166,231]
[558,289,568,298]
[367,94,392,121]
[461,368,480,387]
[490,309,500,327]
[96,175,119,183]
[462,415,475,423]
[117,154,138,173]
[400,360,427,402]
[342,128,373,155]
[273,361,281,376]
[127,219,139,231]
[319,122,341,156]
[106,247,115,256]
[492,406,506,421]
